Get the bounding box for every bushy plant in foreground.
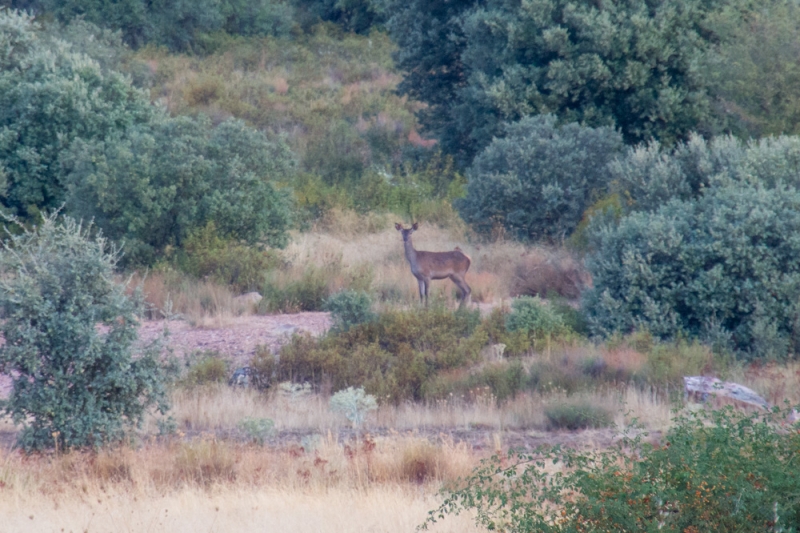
[426,406,800,532]
[585,183,800,359]
[0,214,170,451]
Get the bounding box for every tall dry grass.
[0,435,480,533]
[283,213,587,305]
[132,271,252,327]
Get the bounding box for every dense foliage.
[585,183,800,359]
[0,10,154,219]
[0,215,170,451]
[5,0,295,50]
[387,0,728,164]
[459,115,623,241]
[610,133,800,215]
[62,116,294,264]
[426,406,800,532]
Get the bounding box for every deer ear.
[412,222,419,231]
[395,223,402,231]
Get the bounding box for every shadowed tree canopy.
[387,0,732,166]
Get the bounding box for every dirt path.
[139,312,332,367]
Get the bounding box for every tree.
[458,115,623,242]
[703,0,800,138]
[0,214,171,451]
[0,9,155,219]
[62,116,295,265]
[387,0,728,165]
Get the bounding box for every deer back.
[414,249,471,279]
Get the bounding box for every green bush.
[427,406,800,532]
[260,266,331,312]
[0,10,155,220]
[585,183,800,359]
[325,290,375,332]
[182,352,229,389]
[251,307,485,402]
[505,297,568,341]
[609,134,800,216]
[176,222,281,291]
[237,417,275,446]
[543,400,613,430]
[0,214,171,451]
[63,116,295,265]
[459,115,623,242]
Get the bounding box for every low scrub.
[252,306,486,402]
[544,400,613,430]
[429,406,800,532]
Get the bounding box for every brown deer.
[395,222,471,306]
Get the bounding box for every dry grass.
[133,271,252,327]
[283,216,583,305]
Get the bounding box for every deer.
[395,222,472,306]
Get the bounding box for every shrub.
[182,352,229,389]
[260,266,331,312]
[329,386,377,427]
[427,406,800,532]
[505,297,567,340]
[253,306,486,402]
[459,116,624,243]
[176,222,281,291]
[0,214,170,451]
[237,417,275,446]
[585,183,800,359]
[610,134,800,216]
[544,400,613,430]
[63,116,295,265]
[325,290,375,332]
[0,10,155,220]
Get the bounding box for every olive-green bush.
[459,115,623,242]
[0,214,171,451]
[251,307,485,402]
[428,406,800,532]
[585,183,800,359]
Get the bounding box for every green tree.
[704,0,800,137]
[0,214,171,451]
[62,116,295,265]
[0,9,155,219]
[387,0,728,165]
[458,115,623,242]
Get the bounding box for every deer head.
[395,222,419,242]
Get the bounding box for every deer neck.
[404,237,420,269]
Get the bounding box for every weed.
[543,400,613,430]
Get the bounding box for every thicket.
[426,406,800,532]
[387,0,729,165]
[0,11,295,266]
[0,215,171,451]
[585,183,800,359]
[5,0,296,50]
[63,115,295,265]
[458,116,623,242]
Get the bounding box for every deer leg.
[450,275,472,307]
[417,278,426,305]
